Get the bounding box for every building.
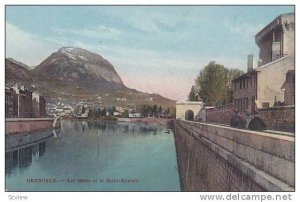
[5,84,47,118]
[232,13,295,113]
[232,55,257,113]
[32,92,46,118]
[11,84,33,118]
[176,101,203,120]
[128,112,143,118]
[5,85,17,118]
[255,13,294,66]
[281,70,295,105]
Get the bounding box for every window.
[243,79,245,89]
[244,97,248,111]
[240,99,243,111]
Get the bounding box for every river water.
[5,120,181,191]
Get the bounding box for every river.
[5,120,181,191]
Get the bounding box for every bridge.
[175,101,202,120]
[173,119,294,191]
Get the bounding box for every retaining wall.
[205,104,235,125]
[258,105,295,132]
[5,118,56,135]
[174,120,294,191]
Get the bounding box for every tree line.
[139,104,172,118]
[74,104,174,119]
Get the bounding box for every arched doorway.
[185,110,194,121]
[248,117,267,131]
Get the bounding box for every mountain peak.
[58,47,86,54]
[34,47,124,85]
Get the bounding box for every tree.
[152,105,158,117]
[140,105,149,117]
[165,108,170,114]
[188,85,198,101]
[194,61,243,106]
[121,110,129,118]
[100,108,107,117]
[112,106,116,113]
[81,105,86,114]
[88,106,101,118]
[107,106,116,116]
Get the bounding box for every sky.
[5,5,294,100]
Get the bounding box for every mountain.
[5,58,32,85]
[6,47,175,108]
[34,47,123,85]
[7,58,32,70]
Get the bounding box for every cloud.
[54,25,122,40]
[5,21,248,100]
[6,23,62,66]
[111,9,187,35]
[223,20,264,37]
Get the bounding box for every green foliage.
[165,108,170,114]
[100,108,107,117]
[88,107,107,118]
[121,110,129,118]
[188,85,198,101]
[74,105,82,115]
[107,106,117,116]
[152,105,158,117]
[194,61,243,106]
[158,105,162,113]
[140,105,152,117]
[170,107,176,118]
[139,104,172,118]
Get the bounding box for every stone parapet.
[174,120,294,191]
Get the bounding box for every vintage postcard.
[4,4,295,196]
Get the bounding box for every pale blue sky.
[6,6,294,100]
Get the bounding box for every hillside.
[6,47,175,109]
[5,58,32,85]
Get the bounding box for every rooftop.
[255,12,294,44]
[176,101,203,105]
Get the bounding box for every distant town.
[5,83,173,120]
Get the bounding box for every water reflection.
[5,141,47,175]
[6,120,180,191]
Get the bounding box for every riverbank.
[118,117,173,126]
[5,118,60,135]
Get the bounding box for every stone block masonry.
[173,120,294,191]
[205,104,234,125]
[258,105,295,132]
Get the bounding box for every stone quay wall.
[173,120,294,191]
[5,118,57,135]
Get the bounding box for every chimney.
[257,59,262,67]
[247,54,254,72]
